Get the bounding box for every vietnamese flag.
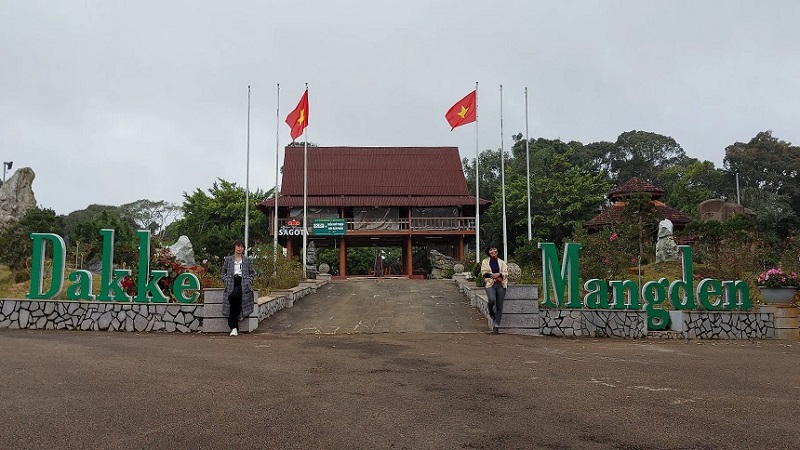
[285,89,309,140]
[445,90,476,130]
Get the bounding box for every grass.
[0,264,32,299]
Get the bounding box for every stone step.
[202,317,258,333]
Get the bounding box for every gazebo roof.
[608,177,664,201]
[585,178,692,230]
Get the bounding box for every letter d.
[27,233,66,299]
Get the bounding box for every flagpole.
[302,83,309,280]
[245,85,251,255]
[525,87,532,241]
[273,83,281,274]
[500,84,508,260]
[474,81,480,257]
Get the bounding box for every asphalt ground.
[1,279,800,450]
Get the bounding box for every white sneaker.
[229,328,238,336]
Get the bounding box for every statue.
[305,241,318,278]
[655,218,679,262]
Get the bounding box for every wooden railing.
[275,217,475,234]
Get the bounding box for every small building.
[584,177,692,231]
[257,146,490,277]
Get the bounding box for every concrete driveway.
[1,278,799,449]
[259,278,488,334]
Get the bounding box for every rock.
[0,167,37,233]
[318,263,330,274]
[168,235,196,266]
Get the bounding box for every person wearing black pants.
[480,245,509,334]
[221,240,255,336]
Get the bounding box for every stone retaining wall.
[0,280,326,333]
[453,276,786,339]
[0,299,202,332]
[539,309,647,338]
[677,310,775,339]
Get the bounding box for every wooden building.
[257,146,490,277]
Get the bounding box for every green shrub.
[251,241,303,293]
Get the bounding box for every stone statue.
[305,241,318,278]
[655,218,679,262]
[428,249,458,279]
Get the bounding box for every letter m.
[538,242,582,308]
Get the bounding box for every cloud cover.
[2,0,798,215]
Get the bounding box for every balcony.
[273,217,476,236]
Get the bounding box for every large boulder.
[168,235,196,266]
[0,167,37,233]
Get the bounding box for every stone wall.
[0,299,201,332]
[539,309,647,338]
[678,310,775,339]
[0,280,326,333]
[452,276,784,340]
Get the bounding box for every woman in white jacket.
[480,245,508,334]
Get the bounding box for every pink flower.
[603,258,610,265]
[610,232,618,242]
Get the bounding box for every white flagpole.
[273,83,281,274]
[474,81,480,256]
[245,85,251,255]
[500,84,508,260]
[302,83,309,280]
[525,87,532,241]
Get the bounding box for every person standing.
[480,245,508,334]
[221,240,255,336]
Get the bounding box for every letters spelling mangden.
[537,242,752,330]
[27,229,201,303]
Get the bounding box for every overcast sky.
[2,0,798,216]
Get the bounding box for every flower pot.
[758,287,798,305]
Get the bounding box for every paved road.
[1,279,800,449]
[259,278,489,334]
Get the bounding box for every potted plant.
[757,267,799,305]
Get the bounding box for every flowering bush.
[756,267,799,289]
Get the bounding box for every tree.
[600,130,688,185]
[0,207,65,282]
[168,179,271,261]
[119,199,180,239]
[724,130,800,218]
[659,159,732,218]
[620,192,660,264]
[71,208,139,266]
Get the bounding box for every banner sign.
[312,218,346,236]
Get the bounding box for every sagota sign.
[27,229,201,304]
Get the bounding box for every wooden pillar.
[403,237,413,276]
[456,236,464,260]
[339,237,347,277]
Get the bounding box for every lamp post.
[2,161,12,183]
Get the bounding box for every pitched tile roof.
[265,146,489,208]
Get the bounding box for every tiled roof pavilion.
[585,177,692,231]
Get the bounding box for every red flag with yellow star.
[445,90,476,130]
[286,89,309,140]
